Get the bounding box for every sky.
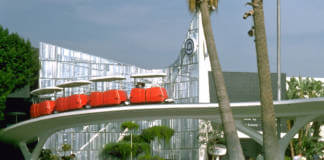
[1,0,324,77]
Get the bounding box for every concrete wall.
[209,72,287,103]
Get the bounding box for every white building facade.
[40,11,212,160]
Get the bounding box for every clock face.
[184,38,194,55]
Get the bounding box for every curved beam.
[279,115,320,151]
[1,98,324,146]
[235,120,263,145]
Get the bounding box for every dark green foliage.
[293,136,324,159]
[39,144,75,160]
[207,133,225,148]
[138,154,165,160]
[39,144,74,160]
[141,126,174,143]
[62,143,72,157]
[132,142,150,156]
[62,143,71,152]
[121,121,139,131]
[100,142,150,160]
[101,123,174,160]
[60,144,76,160]
[123,134,143,143]
[0,25,40,120]
[284,157,292,160]
[286,77,324,158]
[101,142,131,160]
[39,149,59,160]
[61,155,76,160]
[287,77,324,99]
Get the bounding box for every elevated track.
[1,98,324,160]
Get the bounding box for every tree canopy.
[287,77,324,99]
[0,25,40,120]
[101,122,174,160]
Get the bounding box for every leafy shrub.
[101,141,150,160]
[141,126,174,143]
[138,154,165,160]
[121,121,139,131]
[101,142,131,160]
[39,149,59,160]
[123,134,143,143]
[102,123,175,160]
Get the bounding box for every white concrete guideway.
[0,98,324,160]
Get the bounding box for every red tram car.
[30,87,63,118]
[30,74,173,118]
[89,75,128,107]
[130,73,172,104]
[56,80,92,112]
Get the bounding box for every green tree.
[286,77,324,159]
[287,77,324,99]
[0,26,40,120]
[60,143,76,160]
[137,154,165,160]
[62,144,72,156]
[187,1,245,159]
[121,121,140,131]
[243,0,281,159]
[39,149,59,160]
[101,122,174,160]
[120,121,139,160]
[293,131,324,159]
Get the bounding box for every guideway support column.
[278,115,320,160]
[235,120,263,145]
[19,133,51,160]
[234,114,320,160]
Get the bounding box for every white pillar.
[197,11,211,104]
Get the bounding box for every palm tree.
[287,77,324,159]
[249,0,281,159]
[187,0,245,159]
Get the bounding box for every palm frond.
[212,0,219,10]
[208,0,219,12]
[188,0,196,13]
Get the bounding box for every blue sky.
[1,0,324,77]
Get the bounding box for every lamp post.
[276,0,282,141]
[131,132,133,160]
[277,0,281,101]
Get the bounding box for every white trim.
[30,87,63,95]
[89,75,126,82]
[130,73,167,78]
[56,80,92,88]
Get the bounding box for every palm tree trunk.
[287,120,295,158]
[297,129,304,154]
[251,0,281,159]
[312,121,320,138]
[200,1,245,159]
